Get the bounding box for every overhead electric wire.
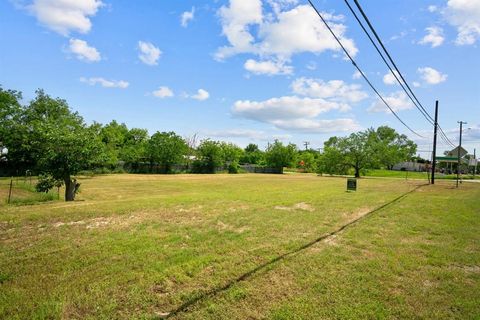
[440,132,455,148]
[438,124,456,147]
[306,0,426,138]
[351,0,435,124]
[342,0,434,126]
[345,0,457,150]
[439,134,455,148]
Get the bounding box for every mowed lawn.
[0,174,478,319]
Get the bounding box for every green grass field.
[364,169,480,180]
[0,174,479,319]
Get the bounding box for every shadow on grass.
[163,183,428,319]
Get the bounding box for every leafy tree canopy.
[265,140,297,171]
[25,90,103,200]
[147,131,188,173]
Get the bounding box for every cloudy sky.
[1,0,479,156]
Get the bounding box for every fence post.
[8,177,13,204]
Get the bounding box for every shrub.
[228,162,239,174]
[35,174,63,193]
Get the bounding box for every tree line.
[0,88,418,200]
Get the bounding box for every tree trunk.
[64,176,80,201]
[354,166,360,178]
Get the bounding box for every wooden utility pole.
[474,148,477,179]
[431,101,439,184]
[457,121,467,188]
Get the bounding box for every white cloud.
[291,78,368,103]
[266,0,299,15]
[463,124,480,141]
[257,6,357,58]
[207,129,265,139]
[428,5,438,13]
[417,67,447,84]
[138,41,161,66]
[231,77,365,133]
[244,59,293,75]
[152,86,174,98]
[231,96,358,133]
[271,118,360,133]
[68,38,101,62]
[80,77,129,89]
[382,70,400,85]
[191,89,210,101]
[217,0,263,59]
[26,0,103,36]
[233,96,349,123]
[444,0,480,45]
[413,81,421,88]
[368,91,414,113]
[352,70,362,79]
[181,7,195,27]
[216,2,357,62]
[419,26,444,47]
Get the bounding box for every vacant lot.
[0,174,479,319]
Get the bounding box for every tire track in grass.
[164,183,428,318]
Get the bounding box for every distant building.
[435,146,471,174]
[445,146,468,158]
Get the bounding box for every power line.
[438,124,456,147]
[350,0,435,124]
[342,0,434,126]
[306,0,426,139]
[345,0,457,151]
[439,132,455,148]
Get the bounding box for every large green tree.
[147,131,188,173]
[99,120,129,169]
[297,150,318,173]
[120,128,148,171]
[0,88,34,172]
[193,139,225,173]
[318,137,350,175]
[321,132,373,178]
[264,140,297,172]
[220,142,243,164]
[25,90,104,200]
[240,143,264,164]
[320,126,417,177]
[369,126,417,169]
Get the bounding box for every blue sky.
[1,0,479,157]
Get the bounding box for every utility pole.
[457,121,467,188]
[303,141,310,151]
[474,148,477,179]
[431,101,439,184]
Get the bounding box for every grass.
[0,174,478,319]
[364,169,480,180]
[0,178,57,206]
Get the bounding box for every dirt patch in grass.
[216,221,249,234]
[345,207,373,220]
[449,264,480,274]
[227,204,250,213]
[175,205,203,213]
[324,234,338,246]
[274,202,315,212]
